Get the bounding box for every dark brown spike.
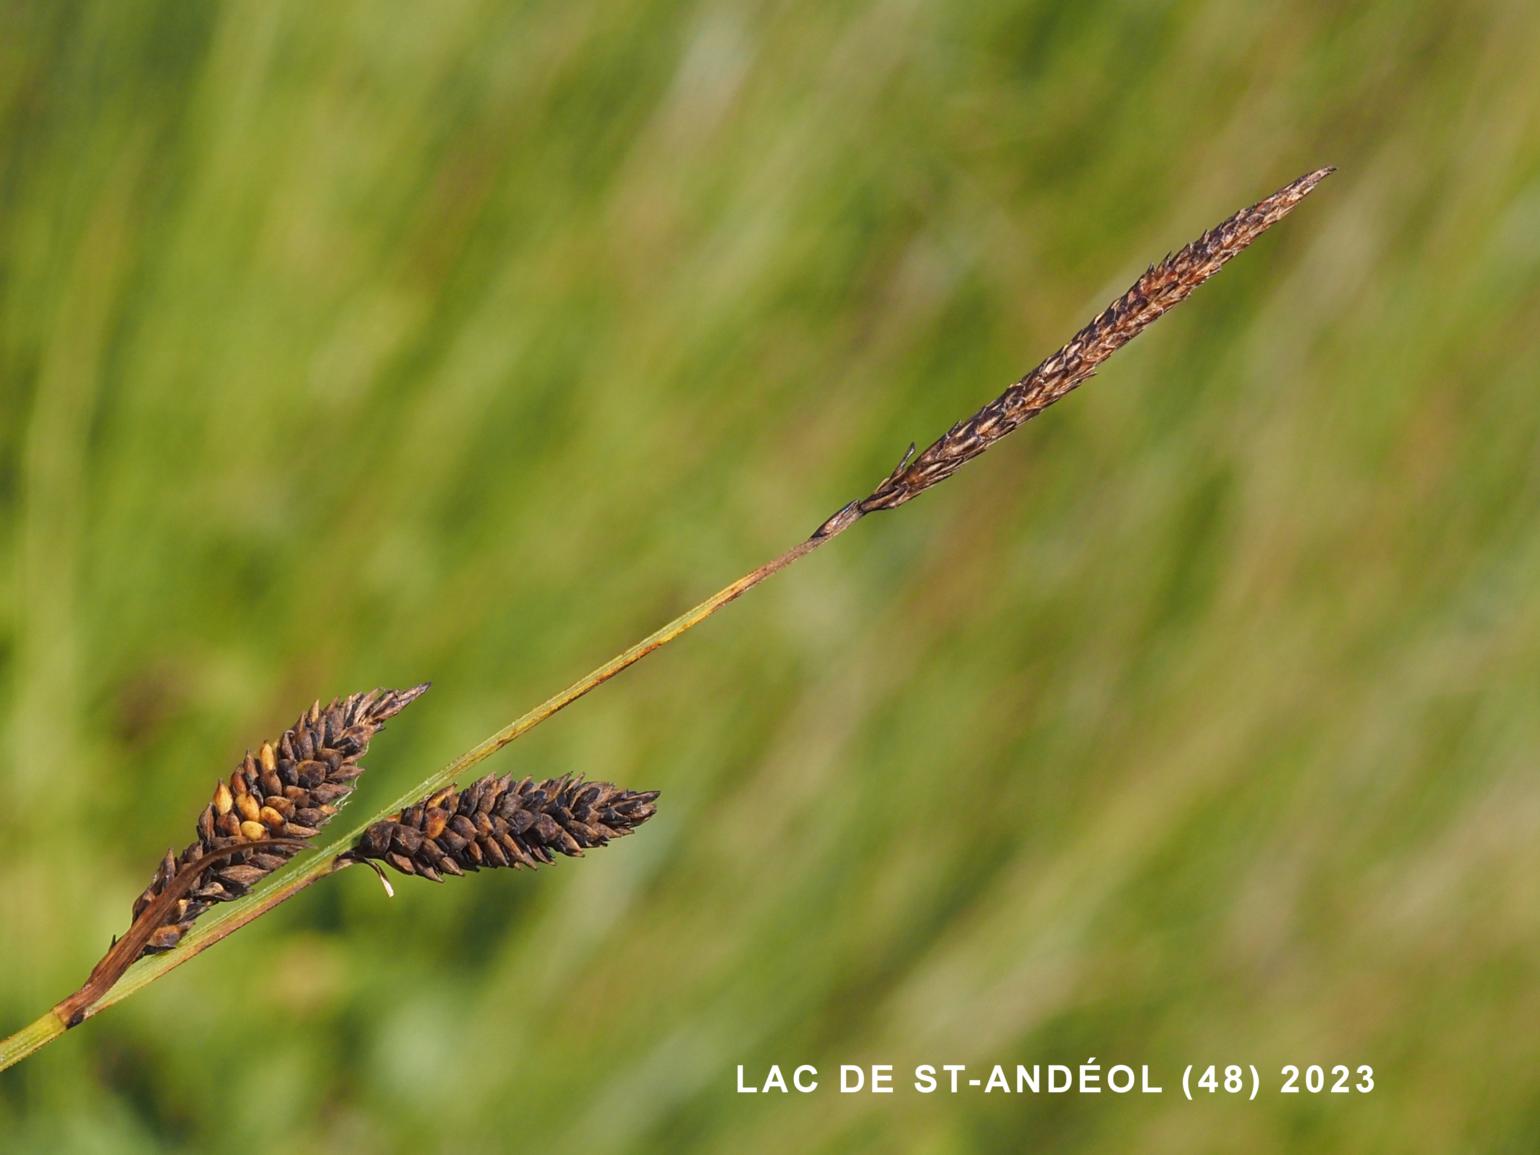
[126,684,429,958]
[813,167,1334,536]
[343,773,659,883]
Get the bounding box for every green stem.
[0,527,844,1073]
[0,1011,65,1071]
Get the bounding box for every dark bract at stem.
[54,837,309,1027]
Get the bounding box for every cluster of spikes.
[60,686,659,1028]
[130,684,430,955]
[343,773,660,882]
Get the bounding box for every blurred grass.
[3,0,1540,1150]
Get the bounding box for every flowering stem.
[0,166,1331,1074]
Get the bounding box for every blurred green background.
[3,0,1539,1150]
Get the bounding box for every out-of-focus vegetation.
[3,1,1539,1150]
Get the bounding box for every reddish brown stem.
[53,838,308,1027]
